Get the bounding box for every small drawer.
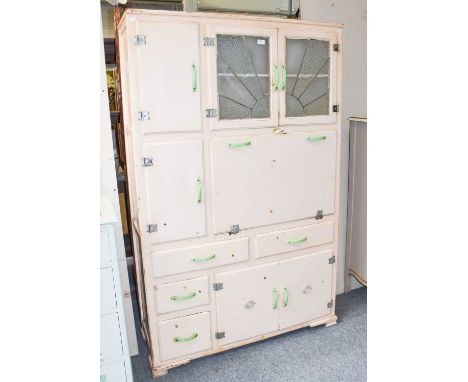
[152,237,249,277]
[255,222,334,259]
[155,276,209,314]
[100,267,117,313]
[158,312,211,362]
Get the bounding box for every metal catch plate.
[206,108,218,118]
[333,43,340,52]
[229,224,240,235]
[134,35,146,45]
[215,332,225,340]
[327,300,334,309]
[204,37,215,47]
[315,210,324,220]
[329,256,336,264]
[147,224,158,233]
[332,105,339,113]
[138,111,150,121]
[213,283,223,291]
[142,157,153,167]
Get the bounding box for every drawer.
[255,222,334,259]
[100,267,117,312]
[155,276,209,314]
[152,237,249,277]
[100,313,123,362]
[158,312,211,362]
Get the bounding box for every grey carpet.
[129,266,367,382]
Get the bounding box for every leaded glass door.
[205,25,278,130]
[278,29,338,125]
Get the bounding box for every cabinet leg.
[324,315,338,327]
[153,369,168,378]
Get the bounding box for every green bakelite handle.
[228,141,251,148]
[171,292,197,302]
[273,65,279,91]
[196,177,202,203]
[272,288,279,310]
[191,254,216,263]
[282,287,289,307]
[307,135,327,142]
[281,64,286,90]
[174,332,198,343]
[192,64,197,92]
[287,237,308,245]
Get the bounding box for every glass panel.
[217,34,270,120]
[285,39,330,117]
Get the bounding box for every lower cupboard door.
[278,249,334,329]
[215,263,279,346]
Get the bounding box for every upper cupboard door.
[134,21,201,134]
[143,140,206,244]
[278,29,338,125]
[205,25,278,130]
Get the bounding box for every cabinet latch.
[333,43,340,52]
[206,108,218,118]
[134,35,146,45]
[204,37,215,47]
[138,111,150,121]
[229,224,240,235]
[329,256,336,264]
[213,283,224,291]
[215,331,225,339]
[142,157,154,167]
[147,224,158,233]
[327,300,334,309]
[315,210,324,220]
[332,105,339,113]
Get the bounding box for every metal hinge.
[206,108,218,118]
[204,37,215,47]
[327,300,334,309]
[134,35,146,45]
[213,283,224,291]
[333,43,340,52]
[138,111,150,121]
[333,105,339,113]
[329,256,336,264]
[229,224,240,235]
[315,210,324,220]
[142,157,153,167]
[215,331,225,340]
[147,224,158,233]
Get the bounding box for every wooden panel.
[278,250,333,329]
[152,237,249,277]
[135,21,201,134]
[100,267,117,313]
[158,312,212,362]
[143,140,206,244]
[100,228,112,268]
[101,361,127,382]
[255,221,334,259]
[215,262,279,346]
[155,276,209,314]
[100,313,124,362]
[211,131,336,233]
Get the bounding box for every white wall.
[301,0,367,293]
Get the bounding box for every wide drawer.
[155,276,209,314]
[152,237,249,277]
[158,312,211,362]
[255,222,334,259]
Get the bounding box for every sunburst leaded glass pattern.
[217,34,270,120]
[285,39,330,117]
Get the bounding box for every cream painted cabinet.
[118,10,341,378]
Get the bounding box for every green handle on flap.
[174,332,198,343]
[282,287,289,307]
[171,292,197,302]
[281,64,286,90]
[192,64,197,92]
[272,288,279,310]
[191,254,216,263]
[196,177,202,203]
[273,65,279,91]
[307,135,327,142]
[287,237,308,245]
[228,141,251,149]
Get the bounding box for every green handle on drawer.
[191,254,216,263]
[287,237,308,245]
[272,288,279,310]
[281,64,286,90]
[282,287,289,307]
[171,292,197,302]
[174,332,198,343]
[192,64,197,92]
[196,177,202,203]
[228,141,251,149]
[307,135,327,142]
[273,65,279,91]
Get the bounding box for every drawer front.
[255,222,334,259]
[100,313,123,362]
[158,312,211,362]
[152,237,249,277]
[156,276,209,314]
[100,267,117,313]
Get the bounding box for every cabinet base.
[324,315,338,327]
